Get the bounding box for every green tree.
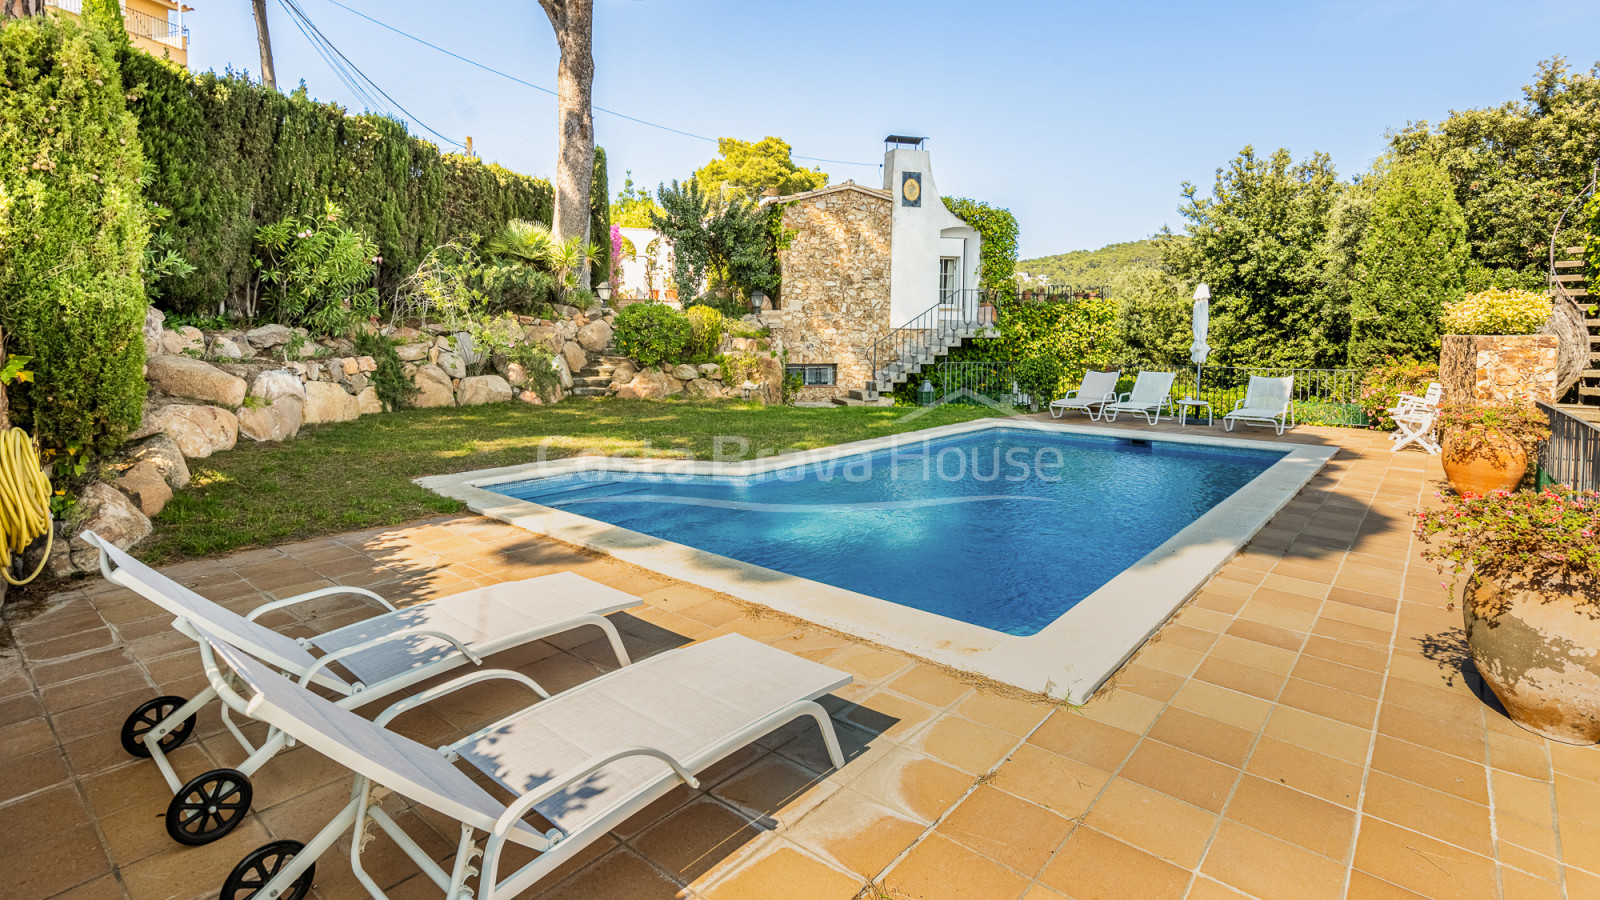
[1164,146,1344,368]
[1103,266,1193,369]
[1018,238,1168,289]
[1392,57,1600,277]
[693,137,827,204]
[649,180,778,306]
[942,197,1019,290]
[0,13,149,455]
[611,170,661,227]
[1348,158,1467,366]
[588,145,610,285]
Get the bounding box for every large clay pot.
[1441,430,1526,495]
[1464,577,1600,744]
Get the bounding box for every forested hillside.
[1017,238,1167,287]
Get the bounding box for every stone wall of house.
[768,187,893,400]
[1440,334,1559,404]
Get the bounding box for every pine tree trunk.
[252,0,276,90]
[539,0,595,289]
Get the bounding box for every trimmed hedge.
[0,13,149,455]
[118,51,553,313]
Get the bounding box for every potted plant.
[1416,489,1600,743]
[1435,400,1549,495]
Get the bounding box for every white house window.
[939,257,961,304]
[787,364,836,386]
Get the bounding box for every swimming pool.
[420,419,1335,700]
[488,430,1284,636]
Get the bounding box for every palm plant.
[487,218,598,306]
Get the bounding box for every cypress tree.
[589,145,611,287]
[1349,158,1467,366]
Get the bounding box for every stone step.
[573,376,612,388]
[847,388,878,402]
[570,386,611,397]
[831,396,893,407]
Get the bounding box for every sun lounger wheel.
[221,840,315,900]
[120,695,196,758]
[167,768,252,846]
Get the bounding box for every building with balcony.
[43,0,189,67]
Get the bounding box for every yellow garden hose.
[0,427,52,585]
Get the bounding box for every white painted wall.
[614,226,677,300]
[882,147,982,327]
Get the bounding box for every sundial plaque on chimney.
[900,171,922,207]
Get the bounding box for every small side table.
[1177,398,1212,427]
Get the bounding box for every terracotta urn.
[1464,577,1600,744]
[1441,431,1526,495]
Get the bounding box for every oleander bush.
[1441,287,1553,336]
[0,13,149,456]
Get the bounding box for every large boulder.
[554,354,574,389]
[355,386,383,415]
[685,378,728,399]
[758,356,785,404]
[562,341,588,374]
[161,326,203,356]
[123,433,190,489]
[436,350,467,379]
[244,323,294,351]
[576,318,613,352]
[249,369,306,404]
[303,382,359,425]
[610,360,637,386]
[524,324,562,353]
[457,375,513,406]
[237,397,303,442]
[143,307,165,358]
[698,363,723,380]
[142,404,238,459]
[146,355,249,407]
[613,370,675,400]
[111,460,173,517]
[411,364,456,408]
[208,336,244,361]
[671,363,700,382]
[47,483,152,578]
[395,342,430,362]
[502,362,528,387]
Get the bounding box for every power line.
[276,0,465,149]
[314,0,880,169]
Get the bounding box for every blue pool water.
[491,429,1285,635]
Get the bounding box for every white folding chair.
[1388,382,1443,454]
[192,624,851,900]
[84,532,641,846]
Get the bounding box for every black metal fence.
[1537,402,1600,493]
[917,361,1370,427]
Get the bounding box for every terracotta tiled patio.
[3,418,1597,900]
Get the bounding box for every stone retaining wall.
[1440,334,1559,404]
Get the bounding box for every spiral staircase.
[1548,165,1600,422]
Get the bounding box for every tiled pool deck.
[3,417,1597,900]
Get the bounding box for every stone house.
[758,137,985,402]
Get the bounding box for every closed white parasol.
[1190,283,1212,366]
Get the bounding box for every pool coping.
[416,418,1336,701]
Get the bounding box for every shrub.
[117,51,552,314]
[613,302,690,368]
[1436,400,1550,467]
[1359,358,1440,431]
[352,331,417,412]
[685,305,724,359]
[0,14,149,456]
[1441,288,1552,336]
[716,351,762,387]
[254,201,379,335]
[506,342,563,403]
[942,197,1019,290]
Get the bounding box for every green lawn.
[144,398,1004,563]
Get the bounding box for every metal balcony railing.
[41,0,187,47]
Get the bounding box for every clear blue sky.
[186,0,1599,259]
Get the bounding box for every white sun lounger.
[82,531,641,847]
[1222,375,1296,436]
[1049,369,1121,420]
[192,623,851,900]
[1103,371,1177,425]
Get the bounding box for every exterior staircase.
[572,346,626,397]
[853,291,993,402]
[1552,244,1599,413]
